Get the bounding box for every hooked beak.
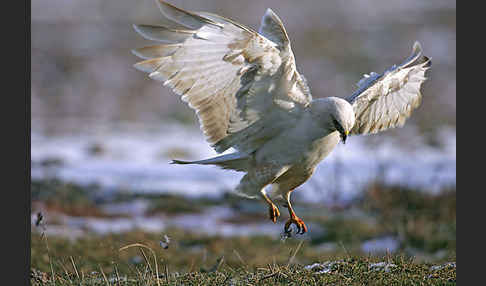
[332,118,348,144]
[340,130,349,144]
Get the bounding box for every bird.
[132,0,431,235]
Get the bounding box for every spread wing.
[346,42,431,135]
[133,1,312,154]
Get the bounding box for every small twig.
[233,249,247,267]
[287,240,304,267]
[130,262,144,282]
[42,235,56,285]
[209,256,225,272]
[165,264,169,284]
[188,258,195,273]
[139,248,153,274]
[224,263,236,274]
[56,260,72,284]
[119,243,161,286]
[114,264,121,286]
[140,264,148,281]
[98,264,109,286]
[202,248,208,266]
[69,256,80,280]
[339,241,351,259]
[259,271,279,282]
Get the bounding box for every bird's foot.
[268,204,280,223]
[284,216,308,235]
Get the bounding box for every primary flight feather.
[133,0,431,234]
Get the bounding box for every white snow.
[31,123,456,203]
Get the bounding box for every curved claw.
[268,204,280,223]
[284,217,308,235]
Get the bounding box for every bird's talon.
[284,217,308,235]
[268,204,280,223]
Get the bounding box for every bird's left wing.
[346,42,431,135]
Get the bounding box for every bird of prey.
[132,0,431,234]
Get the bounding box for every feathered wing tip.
[399,41,427,69]
[258,8,290,48]
[132,24,194,44]
[155,0,222,29]
[131,44,180,60]
[402,41,421,67]
[350,41,431,102]
[400,41,432,78]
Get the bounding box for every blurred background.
[31,0,455,274]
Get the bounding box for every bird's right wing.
[133,1,312,154]
[346,42,431,135]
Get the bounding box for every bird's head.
[310,97,355,144]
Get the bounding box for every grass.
[31,224,456,285]
[360,182,456,253]
[31,179,113,218]
[31,234,456,286]
[31,178,456,284]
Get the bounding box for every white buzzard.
[132,0,431,234]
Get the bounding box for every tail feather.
[170,152,250,172]
[170,159,192,164]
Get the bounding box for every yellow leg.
[284,191,308,234]
[261,193,280,223]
